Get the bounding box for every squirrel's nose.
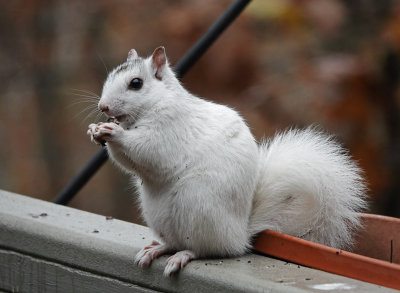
[99,104,109,113]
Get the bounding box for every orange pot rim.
[253,213,400,290]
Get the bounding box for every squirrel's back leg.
[134,240,173,267]
[134,241,196,276]
[163,250,196,277]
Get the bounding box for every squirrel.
[87,47,367,277]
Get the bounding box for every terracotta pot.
[253,213,400,290]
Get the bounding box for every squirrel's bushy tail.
[249,127,367,250]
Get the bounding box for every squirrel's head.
[98,46,180,127]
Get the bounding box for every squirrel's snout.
[99,103,110,114]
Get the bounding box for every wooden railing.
[0,189,392,292]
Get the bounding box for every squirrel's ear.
[127,49,138,61]
[151,46,167,80]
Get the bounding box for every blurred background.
[1,0,400,225]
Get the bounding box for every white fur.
[250,128,367,250]
[88,48,367,276]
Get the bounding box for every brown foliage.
[1,0,399,221]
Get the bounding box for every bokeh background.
[1,0,400,224]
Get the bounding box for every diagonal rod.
[53,0,252,205]
[174,0,251,79]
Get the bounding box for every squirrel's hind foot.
[164,250,196,277]
[134,240,171,267]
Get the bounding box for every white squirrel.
[87,47,367,277]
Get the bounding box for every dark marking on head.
[114,63,130,75]
[110,59,145,78]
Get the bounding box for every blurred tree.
[0,0,399,222]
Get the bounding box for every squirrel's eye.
[128,78,143,90]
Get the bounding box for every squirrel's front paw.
[87,122,123,145]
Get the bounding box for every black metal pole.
[174,0,251,79]
[53,0,252,205]
[53,148,108,205]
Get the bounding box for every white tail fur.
[249,127,367,250]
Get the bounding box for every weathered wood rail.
[0,190,394,292]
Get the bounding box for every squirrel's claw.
[164,250,196,277]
